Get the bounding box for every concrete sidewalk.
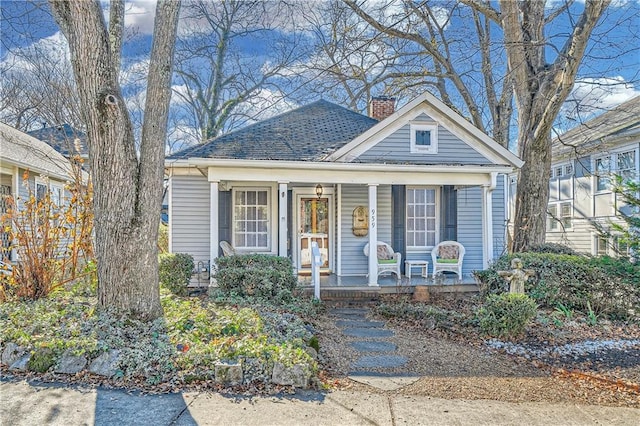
[1,379,638,426]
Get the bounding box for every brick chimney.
[369,96,396,121]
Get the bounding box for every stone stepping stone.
[336,319,385,329]
[330,308,369,317]
[351,355,408,369]
[342,327,394,338]
[351,341,397,353]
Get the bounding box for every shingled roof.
[168,100,378,161]
[27,124,88,159]
[552,96,640,158]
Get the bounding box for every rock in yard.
[89,350,121,377]
[305,346,318,360]
[1,343,25,366]
[271,362,310,389]
[55,350,88,374]
[214,362,243,386]
[9,354,31,371]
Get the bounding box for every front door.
[298,197,330,271]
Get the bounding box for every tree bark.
[50,0,181,320]
[499,0,610,252]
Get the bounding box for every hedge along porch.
[166,93,523,287]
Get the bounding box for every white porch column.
[210,181,219,276]
[368,184,378,286]
[278,182,288,257]
[481,184,494,269]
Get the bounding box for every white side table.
[405,260,429,279]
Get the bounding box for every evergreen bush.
[475,252,640,320]
[159,253,194,296]
[213,254,297,301]
[477,293,537,339]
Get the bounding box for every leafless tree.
[171,0,303,144]
[343,0,620,251]
[0,31,83,131]
[49,0,181,320]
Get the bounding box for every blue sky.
[1,0,639,146]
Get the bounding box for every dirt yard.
[314,298,640,408]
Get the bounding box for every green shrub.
[477,293,537,339]
[475,252,640,320]
[158,224,169,254]
[529,243,579,256]
[214,254,297,301]
[159,253,194,297]
[28,347,57,373]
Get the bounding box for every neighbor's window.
[595,156,611,191]
[410,124,438,154]
[406,187,437,249]
[547,204,558,231]
[233,188,270,250]
[50,184,63,207]
[35,180,48,204]
[547,202,572,231]
[595,236,608,256]
[617,150,636,182]
[560,202,572,229]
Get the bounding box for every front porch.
[298,272,479,301]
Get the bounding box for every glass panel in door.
[299,197,329,269]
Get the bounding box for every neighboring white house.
[0,122,77,262]
[166,92,523,287]
[543,96,640,256]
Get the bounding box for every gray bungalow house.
[0,122,78,262]
[166,92,523,287]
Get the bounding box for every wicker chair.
[431,241,465,280]
[363,241,402,282]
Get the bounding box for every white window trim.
[547,200,573,232]
[410,123,438,154]
[231,185,274,253]
[49,182,64,207]
[593,155,612,194]
[405,186,440,252]
[34,176,49,202]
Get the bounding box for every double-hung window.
[406,187,437,249]
[547,202,572,231]
[410,124,438,154]
[35,179,48,204]
[595,156,611,192]
[617,150,636,182]
[233,188,270,250]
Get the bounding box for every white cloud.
[123,0,157,35]
[564,76,640,114]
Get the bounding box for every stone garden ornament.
[498,258,536,294]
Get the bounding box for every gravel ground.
[313,307,640,408]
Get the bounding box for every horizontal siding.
[170,175,210,285]
[357,121,492,165]
[340,184,392,275]
[492,176,507,259]
[457,186,483,276]
[546,218,596,255]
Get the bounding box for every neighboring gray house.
[0,122,78,261]
[166,93,523,287]
[542,96,640,256]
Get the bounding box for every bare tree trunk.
[50,0,180,320]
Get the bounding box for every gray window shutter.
[441,185,457,241]
[392,185,406,272]
[218,190,232,256]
